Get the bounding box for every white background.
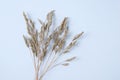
[0,0,120,80]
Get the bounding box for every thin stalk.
[40,51,56,78]
[38,50,52,78]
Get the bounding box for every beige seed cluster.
[23,10,83,80]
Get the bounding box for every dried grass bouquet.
[23,10,83,80]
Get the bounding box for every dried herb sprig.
[23,10,83,80]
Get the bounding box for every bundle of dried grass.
[23,10,83,80]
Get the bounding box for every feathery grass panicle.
[65,56,76,62]
[23,10,83,80]
[62,63,69,66]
